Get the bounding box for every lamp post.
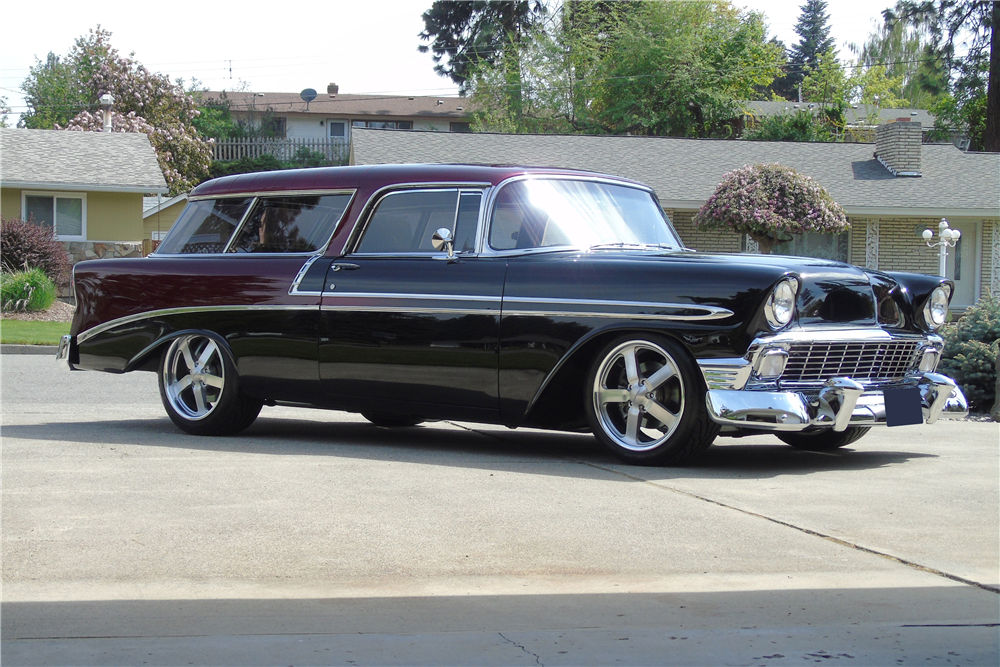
[922,218,961,277]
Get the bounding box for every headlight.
[765,277,798,330]
[922,284,951,330]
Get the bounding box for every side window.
[228,194,352,253]
[156,198,252,254]
[490,181,548,250]
[358,189,484,254]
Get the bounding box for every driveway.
[2,354,998,666]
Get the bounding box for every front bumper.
[706,373,969,431]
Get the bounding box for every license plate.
[883,387,923,427]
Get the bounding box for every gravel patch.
[1,300,75,322]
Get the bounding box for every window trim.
[349,186,489,257]
[21,191,87,241]
[480,175,680,257]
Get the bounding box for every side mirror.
[431,228,455,258]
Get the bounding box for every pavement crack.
[579,460,1000,595]
[498,631,543,666]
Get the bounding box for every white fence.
[212,138,350,164]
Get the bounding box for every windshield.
[489,179,682,251]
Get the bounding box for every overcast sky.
[1,0,893,122]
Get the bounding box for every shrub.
[0,216,70,286]
[1,268,58,312]
[938,293,999,413]
[693,163,849,254]
[208,154,284,180]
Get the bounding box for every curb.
[2,345,58,356]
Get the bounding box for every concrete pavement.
[2,354,998,665]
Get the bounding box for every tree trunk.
[984,0,999,153]
[753,235,775,254]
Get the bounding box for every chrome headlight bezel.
[765,277,799,330]
[922,284,951,331]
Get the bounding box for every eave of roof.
[3,180,168,194]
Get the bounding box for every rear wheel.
[776,427,871,451]
[362,412,425,428]
[585,335,719,466]
[158,334,262,436]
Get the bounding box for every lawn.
[1,320,71,345]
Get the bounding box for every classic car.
[57,164,968,465]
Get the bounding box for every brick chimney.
[875,118,922,177]
[327,83,339,97]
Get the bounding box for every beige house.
[142,193,187,253]
[0,128,168,265]
[204,85,473,146]
[351,122,999,310]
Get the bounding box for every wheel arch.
[124,329,236,373]
[522,324,702,428]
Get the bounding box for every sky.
[0,0,894,124]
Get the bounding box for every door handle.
[331,263,361,272]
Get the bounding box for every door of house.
[945,221,979,308]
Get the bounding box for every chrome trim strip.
[189,188,358,201]
[321,291,502,302]
[505,296,732,319]
[288,255,325,295]
[502,310,723,322]
[345,183,492,254]
[76,305,317,345]
[320,306,497,316]
[697,358,753,390]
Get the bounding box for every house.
[204,84,473,147]
[350,121,1000,309]
[142,193,187,252]
[0,128,168,266]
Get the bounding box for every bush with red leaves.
[0,216,70,286]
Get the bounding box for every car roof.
[189,163,648,198]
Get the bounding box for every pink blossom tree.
[693,163,849,254]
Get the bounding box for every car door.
[319,188,506,419]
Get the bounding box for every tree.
[418,1,547,93]
[885,1,998,151]
[787,0,837,92]
[850,17,944,108]
[693,163,849,254]
[19,26,212,194]
[742,110,838,142]
[0,97,10,128]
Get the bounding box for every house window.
[450,122,472,133]
[22,192,86,241]
[328,121,348,141]
[351,120,412,130]
[759,231,850,262]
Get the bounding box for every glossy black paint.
[68,164,954,434]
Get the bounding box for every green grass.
[0,320,71,345]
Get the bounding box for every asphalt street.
[1,353,998,666]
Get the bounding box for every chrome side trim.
[288,255,325,296]
[76,305,318,345]
[321,291,502,302]
[505,297,733,321]
[320,306,497,316]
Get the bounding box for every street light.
[922,218,961,277]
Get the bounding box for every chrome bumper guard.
[56,335,75,371]
[706,373,969,432]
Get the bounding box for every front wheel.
[776,427,871,451]
[158,334,263,436]
[585,334,719,466]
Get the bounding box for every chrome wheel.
[163,335,226,420]
[592,339,684,452]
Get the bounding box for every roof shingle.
[351,128,1000,216]
[1,129,168,193]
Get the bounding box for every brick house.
[350,122,999,309]
[0,128,168,266]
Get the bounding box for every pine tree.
[787,0,837,91]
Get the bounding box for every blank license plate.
[883,387,923,427]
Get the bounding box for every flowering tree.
[694,163,848,254]
[23,27,212,194]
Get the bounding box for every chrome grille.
[781,340,921,386]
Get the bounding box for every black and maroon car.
[58,164,968,465]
